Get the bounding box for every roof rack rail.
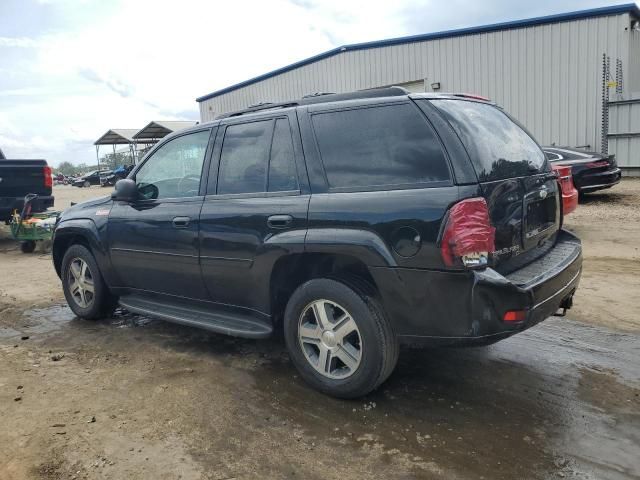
[451,93,491,102]
[302,91,336,98]
[216,101,299,119]
[300,86,409,105]
[215,86,410,119]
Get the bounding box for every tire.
[61,244,116,319]
[83,180,90,188]
[284,278,398,399]
[20,241,36,253]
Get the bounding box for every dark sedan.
[543,147,622,194]
[72,170,111,188]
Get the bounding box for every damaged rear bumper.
[372,229,582,346]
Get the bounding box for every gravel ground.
[563,178,640,332]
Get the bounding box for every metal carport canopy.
[94,129,139,145]
[133,121,197,141]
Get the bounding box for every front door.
[199,114,309,313]
[108,129,213,299]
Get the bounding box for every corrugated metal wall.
[628,27,640,94]
[608,99,640,173]
[199,13,633,154]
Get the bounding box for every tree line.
[55,152,133,176]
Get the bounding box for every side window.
[217,120,272,195]
[268,119,298,192]
[312,103,450,189]
[216,118,299,195]
[135,130,210,199]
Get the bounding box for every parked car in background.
[543,147,622,194]
[72,170,111,188]
[101,164,134,187]
[53,173,70,185]
[0,151,54,223]
[52,88,582,398]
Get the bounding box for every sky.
[0,0,631,167]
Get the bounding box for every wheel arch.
[269,252,382,324]
[52,219,107,279]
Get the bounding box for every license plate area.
[525,196,556,240]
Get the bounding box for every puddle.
[0,304,157,341]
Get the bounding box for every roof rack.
[302,91,336,98]
[215,86,409,119]
[217,101,300,119]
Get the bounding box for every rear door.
[430,99,560,266]
[199,111,309,313]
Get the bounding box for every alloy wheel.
[298,299,362,379]
[67,258,95,308]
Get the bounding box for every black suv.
[52,88,582,398]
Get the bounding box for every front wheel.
[61,244,116,319]
[284,278,398,398]
[83,180,90,188]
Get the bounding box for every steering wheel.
[177,174,201,196]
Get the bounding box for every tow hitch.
[556,293,574,317]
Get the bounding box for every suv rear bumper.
[0,195,54,221]
[371,229,582,346]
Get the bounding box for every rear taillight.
[43,166,52,188]
[439,197,495,268]
[551,165,578,216]
[585,160,608,168]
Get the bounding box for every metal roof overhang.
[133,121,197,140]
[196,3,640,103]
[94,129,139,145]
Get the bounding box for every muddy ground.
[1,182,639,479]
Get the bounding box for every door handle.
[267,214,293,229]
[172,216,191,228]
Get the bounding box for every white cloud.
[0,36,39,48]
[0,0,612,167]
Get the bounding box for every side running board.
[119,294,273,339]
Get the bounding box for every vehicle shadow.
[578,190,624,204]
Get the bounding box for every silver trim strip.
[110,247,197,258]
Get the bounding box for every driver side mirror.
[112,179,138,202]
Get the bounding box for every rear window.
[311,103,450,190]
[432,100,547,182]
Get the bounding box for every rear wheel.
[61,244,116,319]
[284,278,398,398]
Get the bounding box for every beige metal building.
[197,3,640,173]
